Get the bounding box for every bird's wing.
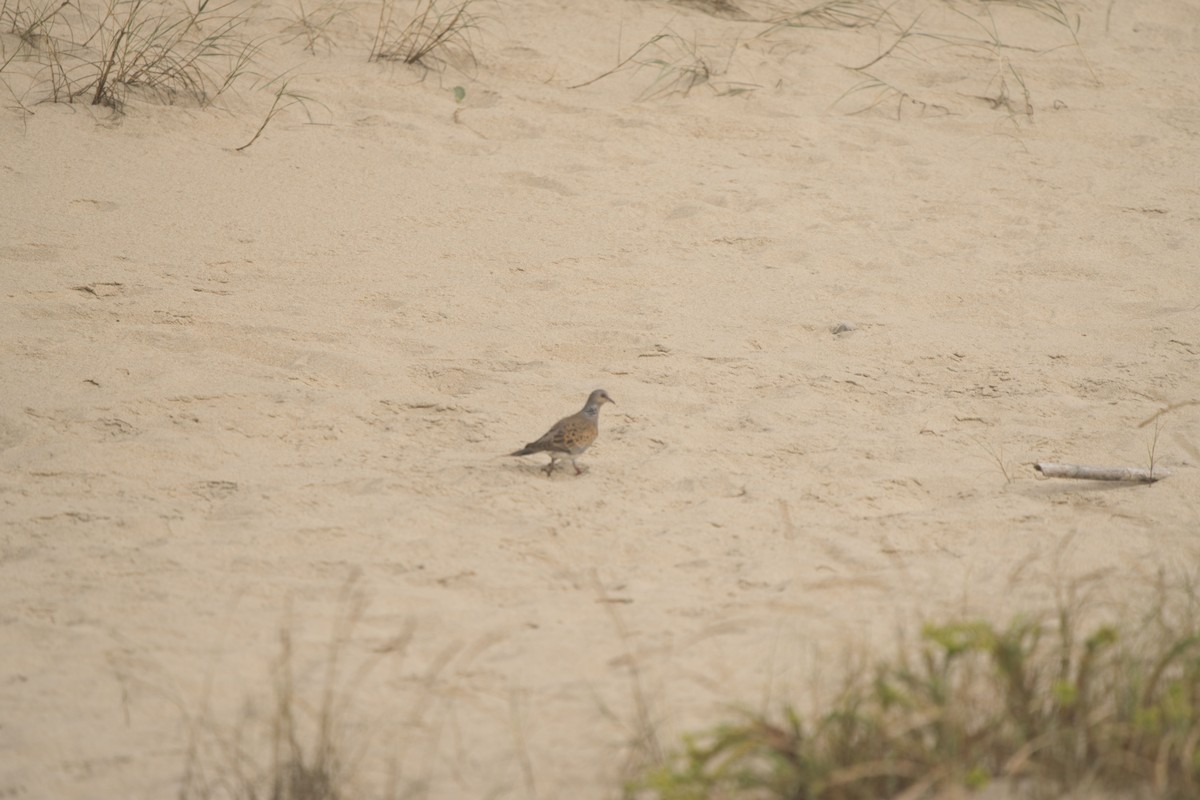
[524,415,579,453]
[558,415,598,451]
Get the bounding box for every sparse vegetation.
[279,0,354,55]
[578,0,1095,119]
[368,0,484,70]
[591,569,669,787]
[174,573,521,800]
[178,581,425,800]
[236,77,325,151]
[823,0,1095,120]
[636,29,759,100]
[636,31,717,101]
[0,0,1096,120]
[570,26,757,100]
[627,576,1200,799]
[759,0,893,32]
[172,574,1200,800]
[0,0,259,111]
[2,1,1192,799]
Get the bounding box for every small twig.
[1034,462,1167,484]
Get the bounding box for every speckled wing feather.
[511,412,597,456]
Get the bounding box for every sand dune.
[2,0,1198,797]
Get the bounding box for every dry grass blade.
[568,32,669,90]
[985,0,1098,83]
[970,436,1015,484]
[369,0,484,70]
[806,0,1098,121]
[636,33,714,101]
[236,78,327,152]
[1,0,70,57]
[1139,400,1200,428]
[591,569,665,780]
[835,70,949,120]
[178,576,427,800]
[571,0,1089,114]
[1,0,261,111]
[572,28,757,101]
[758,0,894,34]
[280,0,352,55]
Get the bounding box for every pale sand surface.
[2,1,1199,797]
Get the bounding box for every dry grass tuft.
[368,0,485,70]
[278,0,355,55]
[177,579,435,800]
[579,0,1095,118]
[0,0,259,112]
[236,77,326,151]
[827,0,1095,120]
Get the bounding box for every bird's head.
[587,389,615,410]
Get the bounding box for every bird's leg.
[543,459,556,476]
[572,460,582,476]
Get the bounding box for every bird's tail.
[509,446,534,456]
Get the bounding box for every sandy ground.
[2,0,1199,797]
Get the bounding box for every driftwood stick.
[1034,462,1167,483]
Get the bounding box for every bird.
[509,389,615,475]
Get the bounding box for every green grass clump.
[630,591,1200,799]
